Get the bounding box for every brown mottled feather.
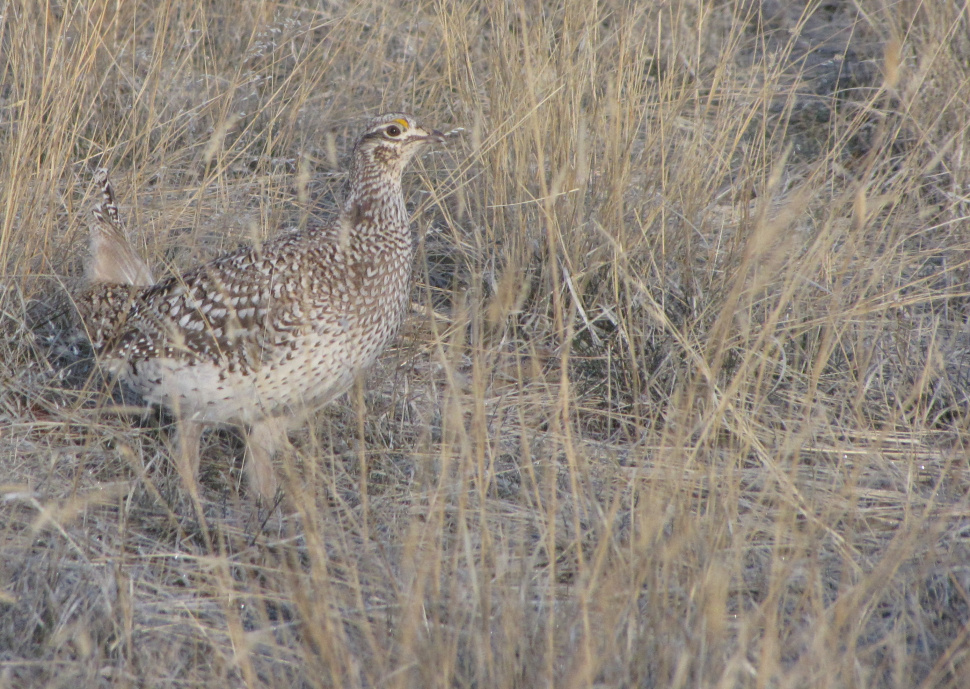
[77,114,444,500]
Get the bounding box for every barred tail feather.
[86,168,155,287]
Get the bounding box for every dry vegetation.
[2,0,970,686]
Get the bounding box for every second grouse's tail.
[85,169,155,287]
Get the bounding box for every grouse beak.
[414,127,445,144]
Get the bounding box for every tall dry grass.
[2,0,970,686]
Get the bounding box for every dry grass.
[2,0,970,686]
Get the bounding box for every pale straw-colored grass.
[2,1,970,687]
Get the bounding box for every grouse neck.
[340,164,409,239]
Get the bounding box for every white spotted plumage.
[78,113,444,500]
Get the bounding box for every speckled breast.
[122,256,412,426]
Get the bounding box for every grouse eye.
[386,125,402,137]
